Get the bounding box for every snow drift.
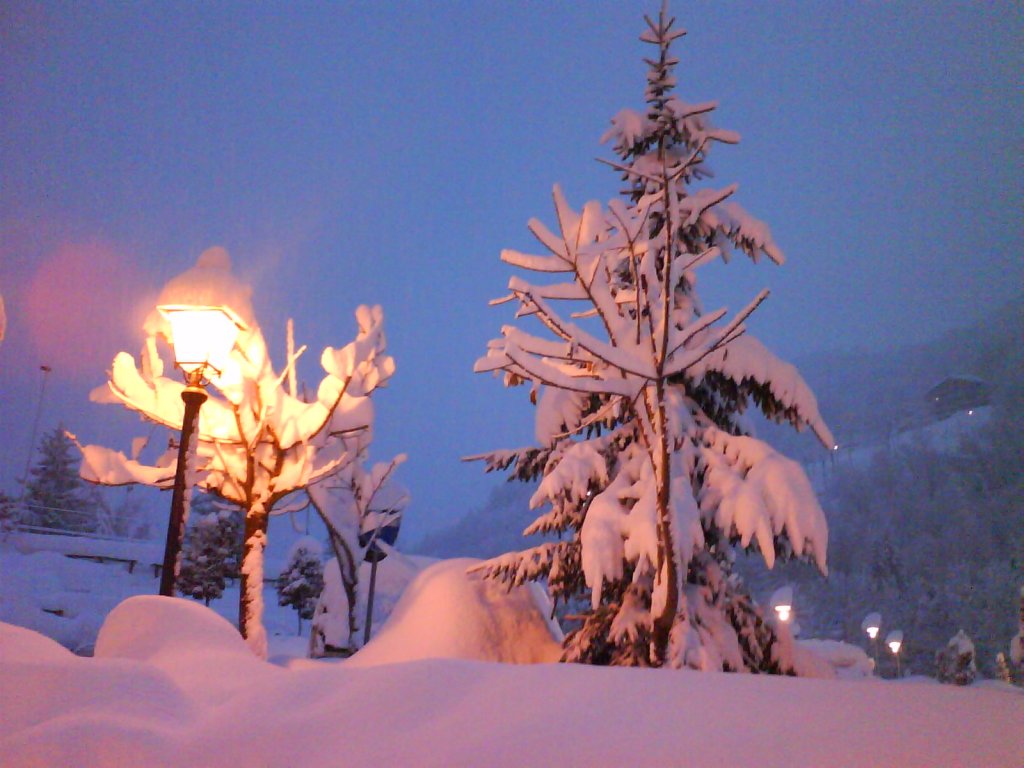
[347,558,563,666]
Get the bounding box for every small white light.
[967,409,973,416]
[862,612,881,640]
[770,586,793,623]
[832,444,839,451]
[885,629,903,655]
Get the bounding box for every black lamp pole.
[159,374,208,597]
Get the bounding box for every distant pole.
[363,556,379,646]
[18,365,52,512]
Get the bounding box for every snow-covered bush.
[277,537,325,634]
[994,652,1013,685]
[936,630,977,686]
[75,248,396,658]
[309,557,349,656]
[472,8,831,670]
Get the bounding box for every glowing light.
[862,612,881,640]
[967,409,973,415]
[886,629,903,655]
[832,444,839,451]
[770,586,793,623]
[159,304,246,376]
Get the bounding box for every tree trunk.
[239,502,270,658]
[650,384,679,665]
[325,526,361,650]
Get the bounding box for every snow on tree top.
[146,247,256,337]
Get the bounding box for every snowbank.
[348,558,563,666]
[798,639,874,679]
[0,603,1020,768]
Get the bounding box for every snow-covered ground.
[1,538,1021,766]
[0,535,426,658]
[2,592,1020,767]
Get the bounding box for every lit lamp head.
[885,630,903,655]
[770,586,793,623]
[158,304,247,382]
[862,612,882,640]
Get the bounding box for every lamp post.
[862,612,882,671]
[771,586,793,624]
[886,629,904,679]
[157,304,245,597]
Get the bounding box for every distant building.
[926,376,992,420]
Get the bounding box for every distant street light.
[771,586,793,624]
[886,629,904,678]
[862,612,882,670]
[157,303,246,597]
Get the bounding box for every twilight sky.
[1,1,1020,544]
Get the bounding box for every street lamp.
[157,303,245,597]
[886,629,904,679]
[862,612,882,670]
[771,586,793,624]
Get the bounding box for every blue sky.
[1,1,1020,543]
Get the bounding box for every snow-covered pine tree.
[23,424,99,532]
[936,629,977,685]
[473,6,832,670]
[277,537,325,634]
[178,495,243,606]
[0,490,17,535]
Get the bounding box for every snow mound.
[0,620,75,665]
[348,558,563,667]
[797,639,874,679]
[0,620,196,762]
[95,596,271,702]
[95,595,251,663]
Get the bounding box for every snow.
[10,529,163,563]
[0,598,1020,767]
[348,558,562,667]
[797,639,874,679]
[147,246,255,333]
